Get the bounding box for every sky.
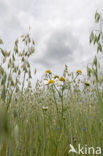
[0,0,103,80]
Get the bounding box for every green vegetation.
[0,11,103,156]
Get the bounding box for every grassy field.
[0,66,103,156]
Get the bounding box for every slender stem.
[43,111,46,156]
[54,85,64,118]
[52,85,59,118]
[61,88,64,118]
[22,72,26,92]
[70,74,78,83]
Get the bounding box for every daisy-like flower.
[45,70,51,74]
[48,80,55,84]
[76,70,82,74]
[42,106,48,111]
[59,77,65,82]
[54,75,59,79]
[85,81,90,86]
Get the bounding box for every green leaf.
[90,31,94,43]
[95,12,100,23]
[0,48,5,57]
[97,43,102,53]
[93,35,98,44]
[97,34,100,41]
[0,38,3,44]
[87,66,92,77]
[1,73,6,85]
[0,66,4,75]
[15,39,18,46]
[93,56,97,67]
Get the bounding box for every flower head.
[48,80,55,85]
[59,77,65,82]
[54,75,59,79]
[57,127,60,131]
[42,106,48,111]
[76,70,82,74]
[45,70,51,74]
[85,81,90,86]
[82,128,86,131]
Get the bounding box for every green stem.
[52,85,59,118]
[54,85,64,118]
[61,88,64,118]
[70,74,78,83]
[43,111,46,156]
[22,72,26,92]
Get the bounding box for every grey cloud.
[0,0,103,77]
[35,28,82,67]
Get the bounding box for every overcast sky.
[0,0,103,79]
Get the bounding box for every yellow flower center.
[45,70,52,74]
[77,70,82,74]
[48,80,55,84]
[59,77,65,82]
[54,75,59,79]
